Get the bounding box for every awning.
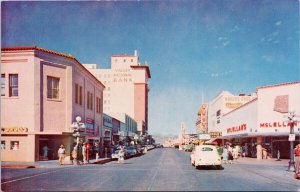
[204,138,219,145]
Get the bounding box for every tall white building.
[83,50,151,135]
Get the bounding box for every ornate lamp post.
[283,110,299,172]
[71,116,86,161]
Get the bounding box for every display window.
[1,141,5,149]
[11,141,19,150]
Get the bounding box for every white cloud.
[223,41,230,47]
[262,55,273,63]
[275,21,282,26]
[229,25,240,33]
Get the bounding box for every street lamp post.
[71,116,86,162]
[283,110,299,172]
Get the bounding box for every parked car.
[111,150,119,160]
[190,145,222,169]
[184,145,194,152]
[124,146,137,158]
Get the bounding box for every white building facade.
[83,50,150,136]
[208,81,300,159]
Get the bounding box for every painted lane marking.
[1,167,72,185]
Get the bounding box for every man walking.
[58,144,66,165]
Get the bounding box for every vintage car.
[190,145,222,169]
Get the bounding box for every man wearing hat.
[58,144,66,165]
[294,144,300,178]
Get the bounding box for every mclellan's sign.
[227,124,247,134]
[260,122,297,128]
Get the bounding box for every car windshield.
[201,147,213,151]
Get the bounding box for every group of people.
[221,145,235,164]
[57,143,92,165]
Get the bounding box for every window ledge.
[47,99,62,102]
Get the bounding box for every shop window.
[1,141,5,149]
[10,141,19,150]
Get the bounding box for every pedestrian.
[42,145,49,159]
[72,146,79,165]
[233,146,239,160]
[242,146,246,158]
[294,144,300,178]
[262,146,268,159]
[228,145,233,164]
[82,143,87,164]
[222,146,228,164]
[57,144,66,165]
[118,146,125,163]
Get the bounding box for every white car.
[190,145,222,169]
[111,150,119,160]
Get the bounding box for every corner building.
[83,50,151,136]
[1,46,105,162]
[209,81,300,159]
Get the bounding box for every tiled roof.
[256,81,300,91]
[1,46,105,88]
[2,46,76,60]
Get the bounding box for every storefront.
[216,81,300,159]
[112,118,121,145]
[1,127,73,162]
[103,114,113,148]
[1,46,105,162]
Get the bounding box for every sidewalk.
[233,157,289,165]
[1,158,112,169]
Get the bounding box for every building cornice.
[130,65,151,78]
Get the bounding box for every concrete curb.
[1,165,36,169]
[1,158,112,169]
[93,158,112,164]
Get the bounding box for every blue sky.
[2,0,299,136]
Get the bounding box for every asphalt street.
[1,148,299,191]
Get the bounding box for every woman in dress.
[222,146,228,164]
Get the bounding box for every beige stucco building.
[83,50,151,136]
[1,46,105,162]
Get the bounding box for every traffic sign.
[289,134,295,141]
